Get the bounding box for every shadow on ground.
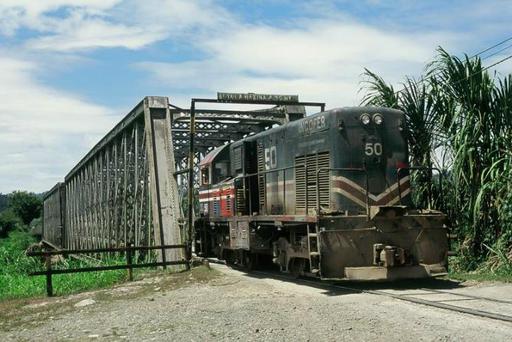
[231,263,463,297]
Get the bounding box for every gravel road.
[1,265,512,341]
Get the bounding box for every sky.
[0,0,511,193]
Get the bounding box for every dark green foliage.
[0,193,8,212]
[7,191,42,225]
[0,209,22,238]
[361,47,512,273]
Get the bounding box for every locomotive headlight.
[360,113,371,125]
[373,113,384,125]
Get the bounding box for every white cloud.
[1,0,233,51]
[27,15,167,51]
[0,0,122,35]
[0,55,117,192]
[138,17,459,108]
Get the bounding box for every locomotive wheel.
[223,249,236,265]
[289,258,306,278]
[243,252,258,271]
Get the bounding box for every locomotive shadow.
[242,268,463,297]
[326,277,463,296]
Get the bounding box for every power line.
[390,35,512,96]
[471,36,512,59]
[481,53,512,73]
[435,53,512,89]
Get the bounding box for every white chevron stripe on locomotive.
[331,175,410,206]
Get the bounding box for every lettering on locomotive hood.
[299,114,328,135]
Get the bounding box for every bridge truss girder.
[44,97,183,263]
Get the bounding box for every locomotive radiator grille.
[316,152,330,210]
[257,143,266,212]
[295,155,306,211]
[235,187,246,215]
[295,152,330,214]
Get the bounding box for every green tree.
[0,209,22,238]
[7,191,42,225]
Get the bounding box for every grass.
[447,256,512,282]
[448,269,512,283]
[0,270,127,300]
[0,230,128,300]
[0,265,220,332]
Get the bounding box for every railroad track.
[252,270,512,323]
[207,260,512,324]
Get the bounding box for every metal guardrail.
[27,244,189,297]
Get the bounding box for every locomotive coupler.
[373,243,406,267]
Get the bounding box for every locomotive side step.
[310,252,320,256]
[308,233,318,237]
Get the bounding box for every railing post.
[187,99,196,261]
[127,243,133,281]
[185,244,191,271]
[45,252,53,297]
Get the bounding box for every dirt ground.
[1,264,512,341]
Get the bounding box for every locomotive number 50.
[365,142,382,156]
[264,146,277,170]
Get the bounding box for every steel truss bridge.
[42,94,324,262]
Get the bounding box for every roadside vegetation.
[0,192,127,300]
[361,47,512,280]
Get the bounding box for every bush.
[7,191,42,225]
[0,209,23,238]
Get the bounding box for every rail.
[27,244,189,297]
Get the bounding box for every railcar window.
[214,161,229,182]
[201,167,210,185]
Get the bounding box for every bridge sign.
[217,92,299,103]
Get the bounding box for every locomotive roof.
[242,106,404,141]
[200,106,404,163]
[199,143,230,167]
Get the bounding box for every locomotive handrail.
[233,164,299,181]
[396,166,443,210]
[230,164,304,216]
[316,167,369,219]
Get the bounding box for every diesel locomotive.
[195,106,449,280]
